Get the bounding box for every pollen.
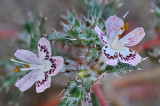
[118,34,122,38]
[25,64,30,68]
[120,27,124,30]
[13,68,18,72]
[125,23,129,26]
[121,23,129,31]
[124,27,128,30]
[13,67,21,72]
[16,67,21,72]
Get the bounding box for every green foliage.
[91,92,101,106]
[12,88,22,102]
[87,0,100,17]
[82,76,97,92]
[0,59,12,69]
[100,62,137,74]
[24,15,46,51]
[48,32,65,41]
[60,73,97,106]
[49,10,104,48]
[102,2,117,20]
[2,75,17,87]
[60,81,87,106]
[87,48,99,63]
[155,7,160,27]
[2,71,26,88]
[24,19,35,35]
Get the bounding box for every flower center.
[110,44,117,50]
[42,60,51,72]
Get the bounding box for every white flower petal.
[15,70,39,92]
[117,27,145,47]
[36,72,51,93]
[105,16,124,43]
[38,37,51,61]
[14,49,42,65]
[44,56,64,77]
[118,47,141,66]
[102,45,118,66]
[94,25,108,45]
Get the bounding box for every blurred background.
[0,0,160,106]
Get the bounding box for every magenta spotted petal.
[45,56,64,76]
[117,27,145,47]
[38,37,51,60]
[118,47,141,66]
[95,25,108,45]
[94,15,145,66]
[36,73,51,93]
[102,45,118,66]
[13,37,64,93]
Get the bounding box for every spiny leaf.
[101,62,137,74]
[87,48,99,63]
[87,0,101,17]
[102,2,117,20]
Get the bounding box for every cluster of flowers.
[12,16,145,93]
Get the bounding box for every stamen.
[13,68,18,72]
[123,23,129,30]
[13,67,21,72]
[16,67,21,72]
[124,27,128,30]
[10,58,27,64]
[124,23,129,26]
[120,27,124,30]
[120,23,129,31]
[118,34,122,38]
[25,64,30,68]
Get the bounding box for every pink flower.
[12,37,63,93]
[94,16,145,66]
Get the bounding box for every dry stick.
[93,83,108,106]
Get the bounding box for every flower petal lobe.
[15,70,39,92]
[36,73,51,93]
[105,16,124,42]
[102,45,118,66]
[118,27,145,47]
[38,37,51,61]
[94,25,108,45]
[44,56,64,76]
[118,47,141,66]
[14,49,42,65]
